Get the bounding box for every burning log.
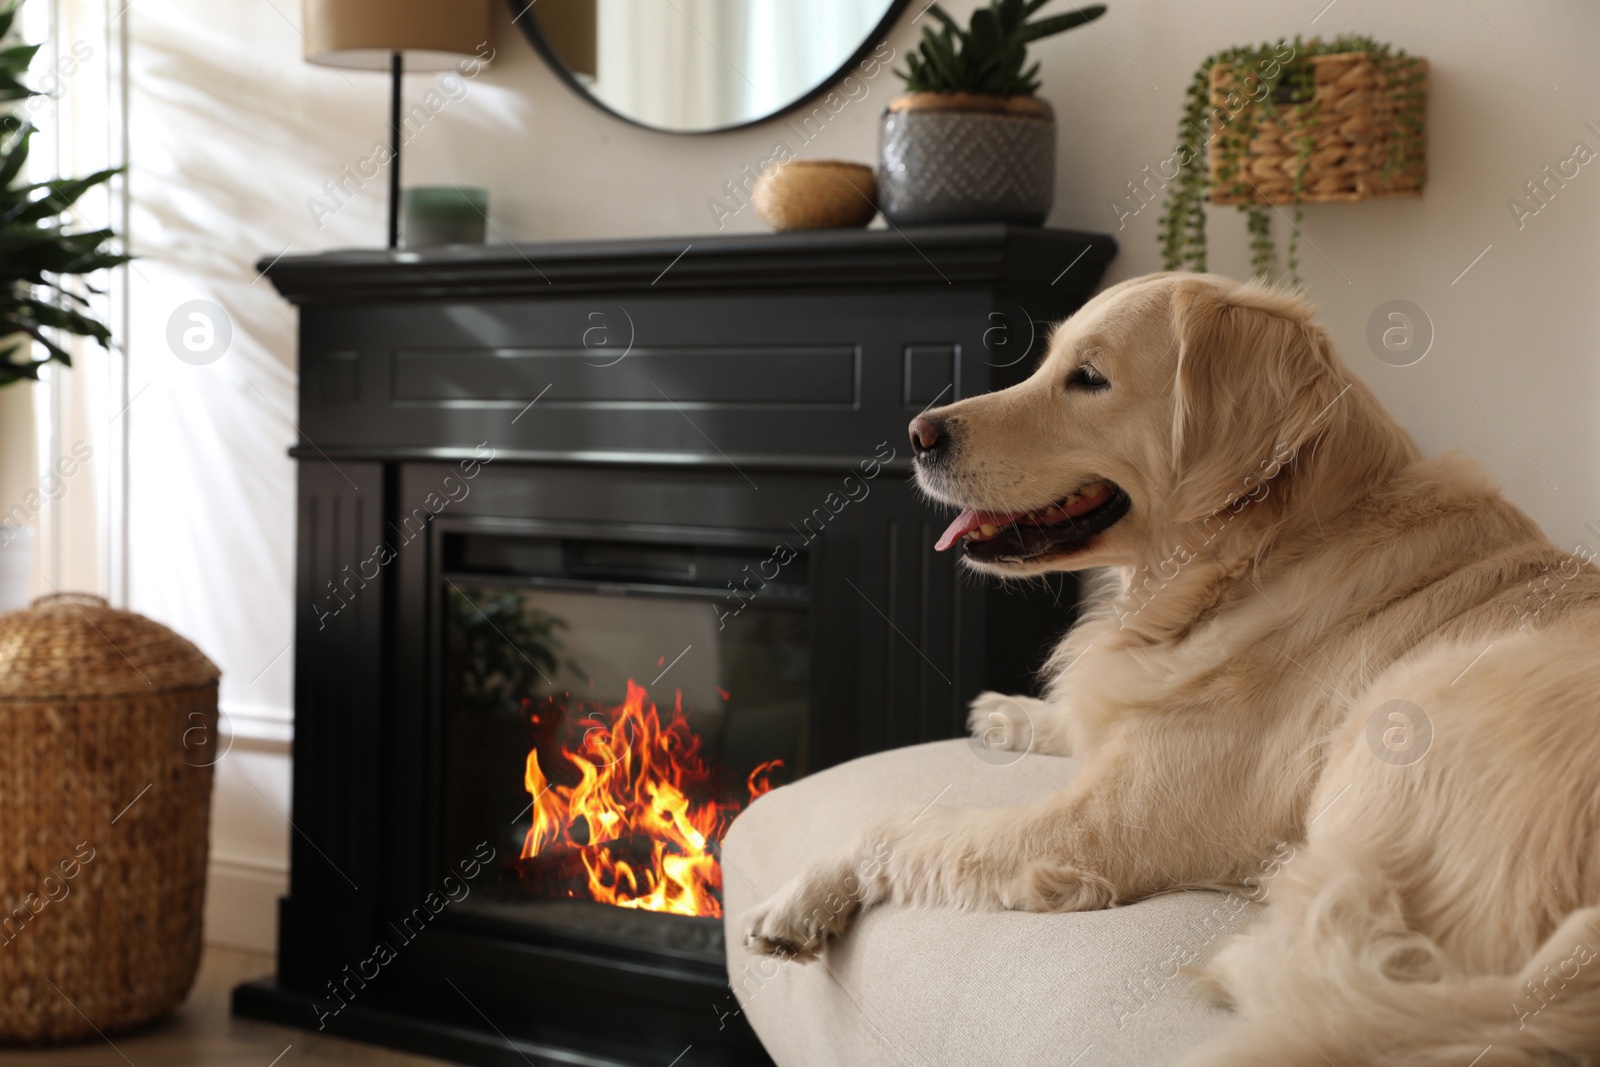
[513,836,662,891]
[517,680,781,918]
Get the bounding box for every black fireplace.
[233,226,1115,1066]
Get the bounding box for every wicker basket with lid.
[0,593,219,1044]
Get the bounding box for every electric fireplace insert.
[441,529,811,960]
[233,226,1117,1066]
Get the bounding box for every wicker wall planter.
[1209,50,1428,206]
[0,594,219,1044]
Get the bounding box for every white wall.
[120,0,1600,949]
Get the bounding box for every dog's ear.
[1169,279,1346,523]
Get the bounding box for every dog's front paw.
[968,691,1035,754]
[742,862,861,962]
[1011,860,1116,912]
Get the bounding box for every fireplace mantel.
[234,226,1117,1067]
[260,223,1116,302]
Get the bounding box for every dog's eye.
[1066,363,1109,392]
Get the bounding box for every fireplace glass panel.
[439,532,809,960]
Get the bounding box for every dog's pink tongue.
[935,510,980,552]
[935,508,1012,552]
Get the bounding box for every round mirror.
[512,0,911,134]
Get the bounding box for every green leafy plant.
[446,585,584,715]
[1159,35,1426,285]
[897,0,1107,96]
[0,1,127,388]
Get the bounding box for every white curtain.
[744,0,864,117]
[16,0,125,605]
[596,0,750,128]
[591,0,881,130]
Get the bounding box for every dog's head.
[912,273,1354,577]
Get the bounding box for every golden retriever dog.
[742,273,1600,1065]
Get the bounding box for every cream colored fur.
[741,273,1600,1064]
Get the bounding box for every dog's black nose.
[909,415,946,462]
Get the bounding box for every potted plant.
[878,0,1105,226]
[1159,35,1427,284]
[0,0,127,611]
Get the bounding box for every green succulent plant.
[897,0,1107,96]
[0,0,127,388]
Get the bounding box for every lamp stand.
[388,50,403,250]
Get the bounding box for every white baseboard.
[220,701,293,748]
[206,703,293,953]
[205,852,287,953]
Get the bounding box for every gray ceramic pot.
[878,93,1056,226]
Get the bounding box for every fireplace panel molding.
[235,225,1116,1066]
[390,344,861,408]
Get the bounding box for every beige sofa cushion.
[722,740,1257,1067]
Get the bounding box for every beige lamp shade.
[302,0,490,71]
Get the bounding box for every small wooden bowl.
[752,160,878,231]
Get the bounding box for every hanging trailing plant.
[1158,35,1427,285]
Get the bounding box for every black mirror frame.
[507,0,914,135]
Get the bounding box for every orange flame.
[519,680,780,918]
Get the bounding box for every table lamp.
[302,0,489,249]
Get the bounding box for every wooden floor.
[0,947,456,1066]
